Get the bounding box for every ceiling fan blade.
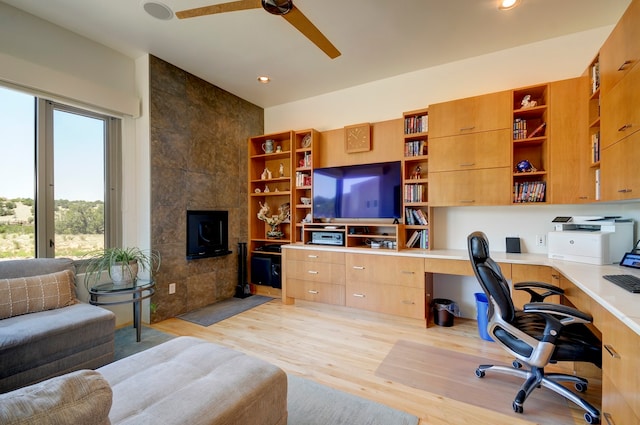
[176,0,262,19]
[282,5,341,59]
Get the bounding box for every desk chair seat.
[468,231,602,424]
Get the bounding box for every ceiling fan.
[176,0,341,59]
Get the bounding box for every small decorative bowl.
[300,197,311,205]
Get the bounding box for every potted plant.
[83,247,161,288]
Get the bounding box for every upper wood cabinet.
[599,0,640,93]
[428,91,512,138]
[600,61,640,150]
[429,168,512,207]
[547,77,592,204]
[429,129,511,173]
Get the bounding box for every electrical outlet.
[169,283,176,294]
[536,234,546,247]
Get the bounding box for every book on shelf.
[406,230,421,248]
[591,131,600,163]
[528,122,546,138]
[404,114,428,135]
[404,140,427,157]
[513,118,527,140]
[404,184,424,203]
[513,181,546,203]
[591,61,600,94]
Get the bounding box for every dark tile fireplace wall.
[149,55,263,322]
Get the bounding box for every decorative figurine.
[264,185,270,192]
[279,163,285,177]
[412,165,422,179]
[521,95,537,109]
[516,160,537,173]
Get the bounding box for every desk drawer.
[286,249,345,264]
[287,279,345,306]
[286,261,345,285]
[346,254,424,288]
[346,281,425,319]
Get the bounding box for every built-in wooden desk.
[282,244,640,422]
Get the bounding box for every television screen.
[313,161,401,219]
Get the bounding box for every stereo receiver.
[311,231,344,246]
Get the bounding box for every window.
[0,85,121,259]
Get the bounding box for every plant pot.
[110,261,138,286]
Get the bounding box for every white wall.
[264,26,640,319]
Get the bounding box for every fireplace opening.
[186,210,231,260]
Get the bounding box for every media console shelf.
[301,222,404,251]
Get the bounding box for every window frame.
[1,86,122,258]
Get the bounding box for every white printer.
[547,216,634,265]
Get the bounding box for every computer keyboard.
[602,274,640,293]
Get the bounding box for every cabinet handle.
[307,270,319,274]
[603,412,615,425]
[617,123,633,132]
[307,254,318,258]
[401,300,415,305]
[459,200,476,203]
[352,293,366,298]
[459,162,475,167]
[617,60,632,71]
[308,290,319,294]
[401,270,415,274]
[459,126,475,132]
[352,266,365,270]
[617,188,632,193]
[603,344,621,359]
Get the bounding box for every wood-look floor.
[151,299,601,425]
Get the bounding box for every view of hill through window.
[0,86,105,259]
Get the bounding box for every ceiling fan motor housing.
[262,0,293,15]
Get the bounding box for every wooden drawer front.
[429,129,511,172]
[287,279,345,306]
[429,91,512,138]
[602,373,640,425]
[286,261,345,285]
[601,309,640,415]
[423,258,512,279]
[601,62,640,149]
[429,168,512,206]
[345,254,424,288]
[286,249,345,264]
[345,282,425,319]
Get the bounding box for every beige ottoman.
[98,336,287,425]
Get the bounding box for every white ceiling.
[1,0,631,108]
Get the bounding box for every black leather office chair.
[467,231,602,424]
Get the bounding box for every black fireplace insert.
[186,210,231,260]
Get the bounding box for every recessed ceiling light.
[498,0,520,10]
[142,1,174,20]
[257,76,271,84]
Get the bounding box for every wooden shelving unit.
[401,108,432,250]
[301,222,404,251]
[512,85,549,203]
[588,56,601,201]
[292,129,318,243]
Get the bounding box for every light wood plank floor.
[151,299,601,425]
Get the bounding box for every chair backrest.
[467,231,516,323]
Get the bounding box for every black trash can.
[432,298,458,327]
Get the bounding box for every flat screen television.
[313,161,401,220]
[186,210,231,260]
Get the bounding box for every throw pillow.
[0,269,77,319]
[0,369,112,425]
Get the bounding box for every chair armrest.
[523,302,592,325]
[514,281,564,302]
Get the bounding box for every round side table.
[89,279,155,342]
